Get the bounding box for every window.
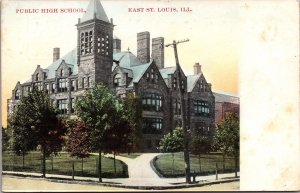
[113,74,121,86]
[142,118,163,134]
[34,82,43,91]
[15,89,21,100]
[57,99,68,114]
[75,79,78,90]
[43,72,47,80]
[35,73,39,81]
[194,100,210,116]
[51,83,56,93]
[174,99,181,115]
[71,80,75,91]
[58,78,68,92]
[87,77,90,88]
[155,74,159,83]
[142,92,162,112]
[96,33,109,56]
[82,77,85,88]
[69,68,72,76]
[60,69,64,77]
[80,30,93,55]
[71,98,75,114]
[45,84,49,93]
[173,77,177,89]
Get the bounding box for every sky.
[1,0,240,127]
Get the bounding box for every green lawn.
[154,152,238,177]
[2,151,128,178]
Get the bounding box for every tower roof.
[81,0,110,23]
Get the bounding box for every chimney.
[151,37,164,69]
[193,62,202,75]
[113,36,121,53]
[137,31,150,63]
[53,48,60,62]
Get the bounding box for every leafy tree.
[9,88,66,177]
[120,92,143,152]
[159,127,184,174]
[2,127,10,152]
[190,136,212,173]
[214,113,239,177]
[65,119,91,176]
[75,83,119,182]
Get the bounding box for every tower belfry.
[77,0,114,86]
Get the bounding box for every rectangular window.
[52,83,55,93]
[71,98,75,114]
[71,80,75,91]
[57,99,68,114]
[58,78,68,92]
[194,100,210,116]
[34,82,43,91]
[142,118,163,134]
[142,93,162,112]
[82,78,85,89]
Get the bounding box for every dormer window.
[69,68,72,76]
[114,74,121,87]
[60,69,64,77]
[15,89,21,100]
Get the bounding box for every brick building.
[214,92,239,125]
[7,0,215,152]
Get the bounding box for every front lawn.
[154,152,238,177]
[2,151,128,178]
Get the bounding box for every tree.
[190,136,212,173]
[9,88,66,177]
[65,119,91,176]
[120,92,143,152]
[159,127,184,174]
[214,113,239,177]
[75,83,119,182]
[2,127,10,152]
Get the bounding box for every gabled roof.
[45,49,77,79]
[159,66,176,79]
[187,74,201,92]
[81,0,110,23]
[128,62,152,87]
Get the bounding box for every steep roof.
[187,74,201,92]
[113,51,142,68]
[81,0,110,23]
[159,66,176,79]
[128,62,152,87]
[213,92,239,104]
[45,49,77,79]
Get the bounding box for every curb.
[3,172,239,190]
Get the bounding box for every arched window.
[60,69,64,77]
[15,89,21,100]
[113,74,121,86]
[35,73,39,81]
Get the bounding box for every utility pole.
[166,39,191,184]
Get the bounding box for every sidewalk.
[3,153,239,189]
[3,170,239,190]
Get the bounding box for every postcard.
[1,0,299,191]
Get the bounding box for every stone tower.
[76,0,114,87]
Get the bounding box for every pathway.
[104,153,161,179]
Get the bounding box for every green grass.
[2,151,128,178]
[154,152,239,177]
[119,153,142,159]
